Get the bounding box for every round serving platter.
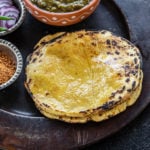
[0,0,149,149]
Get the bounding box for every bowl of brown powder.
[0,39,23,90]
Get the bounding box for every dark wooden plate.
[0,0,149,149]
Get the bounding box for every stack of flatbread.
[25,30,143,123]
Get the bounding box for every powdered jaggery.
[0,51,16,85]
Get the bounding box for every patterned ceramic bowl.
[0,0,26,36]
[23,0,100,26]
[0,39,23,90]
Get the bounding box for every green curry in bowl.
[30,0,91,12]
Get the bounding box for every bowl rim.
[24,0,100,15]
[0,0,26,36]
[0,39,23,90]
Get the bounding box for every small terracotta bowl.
[0,39,23,90]
[23,0,100,26]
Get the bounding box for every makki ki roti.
[34,78,142,123]
[25,30,143,123]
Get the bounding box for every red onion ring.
[0,0,13,6]
[0,5,19,29]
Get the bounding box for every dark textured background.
[85,0,150,149]
[85,105,150,150]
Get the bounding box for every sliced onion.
[0,0,13,6]
[0,6,19,29]
[0,0,20,29]
[0,0,13,3]
[0,3,12,9]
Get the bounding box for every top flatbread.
[25,30,143,118]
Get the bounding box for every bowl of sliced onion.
[0,0,26,36]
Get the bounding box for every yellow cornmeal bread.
[25,30,143,123]
[35,79,142,123]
